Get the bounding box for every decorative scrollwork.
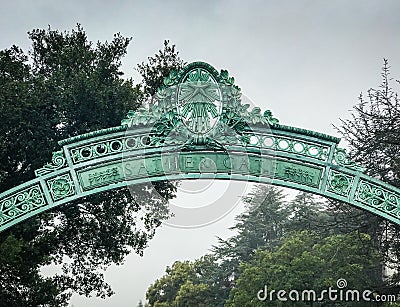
[120,62,279,149]
[218,69,235,85]
[47,174,75,201]
[0,186,45,224]
[163,69,179,87]
[327,170,354,197]
[284,166,314,184]
[88,167,121,187]
[333,148,365,172]
[35,151,67,177]
[355,180,400,216]
[220,84,279,130]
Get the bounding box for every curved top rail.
[0,61,398,232]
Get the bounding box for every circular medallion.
[176,68,222,135]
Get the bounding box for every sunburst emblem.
[177,68,222,136]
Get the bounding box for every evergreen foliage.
[0,25,183,306]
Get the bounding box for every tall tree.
[146,256,220,307]
[335,59,400,288]
[137,40,185,99]
[210,186,290,303]
[0,25,183,306]
[286,192,339,237]
[226,231,381,307]
[339,59,399,187]
[213,186,289,265]
[145,187,298,306]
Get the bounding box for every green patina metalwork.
[0,61,399,232]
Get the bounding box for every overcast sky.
[1,1,400,306]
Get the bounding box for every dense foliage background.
[0,25,183,306]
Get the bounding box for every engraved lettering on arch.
[163,155,179,172]
[199,156,216,172]
[238,157,250,171]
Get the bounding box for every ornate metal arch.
[0,62,399,232]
